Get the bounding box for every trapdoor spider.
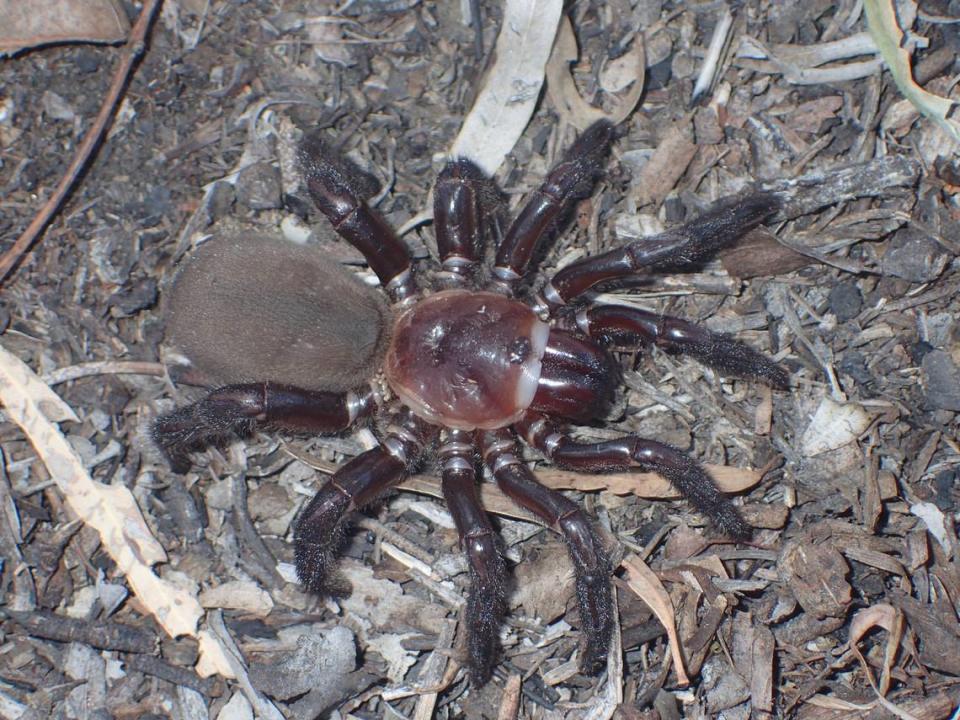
[154,121,787,685]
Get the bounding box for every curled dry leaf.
[800,396,873,456]
[849,604,904,697]
[446,0,564,176]
[546,16,645,131]
[0,0,129,55]
[622,554,690,687]
[864,0,960,144]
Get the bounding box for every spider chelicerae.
[153,120,788,685]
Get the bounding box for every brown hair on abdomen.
[166,234,391,392]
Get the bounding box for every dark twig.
[230,475,286,588]
[123,653,224,697]
[0,0,163,284]
[8,610,157,653]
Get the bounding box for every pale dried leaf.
[538,463,761,498]
[0,0,129,55]
[199,580,275,616]
[399,463,758,525]
[365,632,418,683]
[622,554,690,686]
[546,17,645,130]
[910,501,954,554]
[446,0,563,175]
[800,396,872,456]
[545,17,607,130]
[196,630,237,679]
[629,121,698,208]
[849,604,903,697]
[0,348,78,423]
[864,0,960,143]
[0,343,202,640]
[215,693,254,720]
[805,694,875,710]
[736,34,883,85]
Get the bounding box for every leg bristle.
[293,488,352,594]
[464,554,507,686]
[678,334,790,389]
[645,447,752,541]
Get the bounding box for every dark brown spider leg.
[575,304,789,388]
[492,120,615,294]
[516,412,751,540]
[298,132,418,303]
[434,160,504,289]
[480,428,613,675]
[294,409,435,594]
[153,383,376,473]
[539,193,781,311]
[439,430,506,685]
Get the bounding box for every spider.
[153,120,788,685]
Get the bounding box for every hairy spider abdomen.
[166,234,391,392]
[384,290,549,430]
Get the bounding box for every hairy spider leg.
[492,120,616,294]
[575,304,789,389]
[541,192,782,310]
[481,429,613,675]
[439,430,507,685]
[294,410,435,594]
[433,160,504,289]
[518,413,751,541]
[153,382,376,474]
[298,133,418,303]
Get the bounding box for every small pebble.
[922,350,960,411]
[882,229,948,283]
[208,181,236,220]
[828,282,862,322]
[236,162,282,210]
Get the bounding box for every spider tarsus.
[711,502,753,543]
[646,191,782,270]
[297,131,380,202]
[464,555,508,686]
[573,560,615,675]
[555,119,617,200]
[557,511,615,674]
[676,334,790,390]
[152,392,257,472]
[293,489,352,595]
[648,448,753,541]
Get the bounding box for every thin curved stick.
[0,0,163,284]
